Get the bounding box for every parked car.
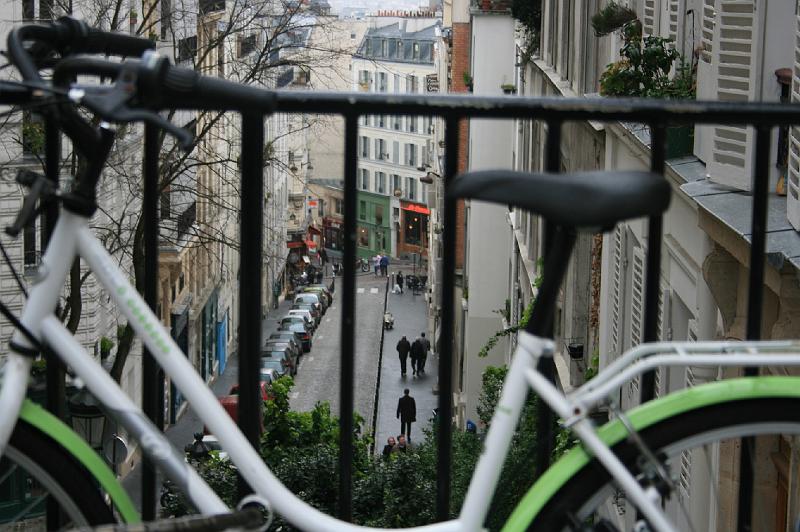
[261,347,296,376]
[287,309,316,331]
[268,330,304,354]
[260,357,289,378]
[228,381,273,402]
[279,315,314,335]
[303,285,332,306]
[279,321,312,352]
[291,303,320,325]
[260,368,279,385]
[293,293,323,314]
[264,339,301,365]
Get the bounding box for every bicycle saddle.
[446,170,670,229]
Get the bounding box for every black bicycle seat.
[446,170,670,229]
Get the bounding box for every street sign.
[426,74,439,93]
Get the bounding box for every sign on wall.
[426,74,439,93]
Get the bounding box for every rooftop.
[354,21,439,64]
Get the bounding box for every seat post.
[524,225,576,338]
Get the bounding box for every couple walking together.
[396,332,430,377]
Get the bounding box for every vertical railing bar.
[238,113,264,498]
[534,119,562,478]
[736,124,772,532]
[640,123,666,403]
[141,122,161,520]
[43,115,65,530]
[338,112,358,522]
[436,114,459,521]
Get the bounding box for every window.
[408,177,417,200]
[375,229,386,251]
[23,221,36,267]
[360,136,370,158]
[408,116,417,133]
[199,0,225,13]
[377,172,386,194]
[359,116,367,126]
[375,205,384,225]
[424,116,433,134]
[394,74,401,93]
[239,34,256,57]
[392,175,401,195]
[335,198,344,215]
[161,0,171,39]
[393,115,401,130]
[358,70,371,90]
[160,189,171,220]
[377,72,388,92]
[405,144,417,167]
[381,40,388,57]
[413,42,420,60]
[358,227,369,247]
[378,115,386,128]
[360,169,370,191]
[22,0,34,20]
[376,138,386,159]
[406,75,418,93]
[177,35,197,63]
[359,201,367,220]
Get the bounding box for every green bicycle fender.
[501,376,800,531]
[19,399,140,524]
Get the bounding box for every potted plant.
[595,5,696,158]
[463,71,473,92]
[100,336,114,359]
[501,83,517,95]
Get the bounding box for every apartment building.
[512,0,800,529]
[351,17,439,259]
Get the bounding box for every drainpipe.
[509,215,520,356]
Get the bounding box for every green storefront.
[356,191,391,259]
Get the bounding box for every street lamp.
[420,171,439,184]
[68,387,105,450]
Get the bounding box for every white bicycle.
[3,17,800,532]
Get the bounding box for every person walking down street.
[382,436,396,458]
[410,336,423,377]
[396,389,416,440]
[374,254,381,276]
[397,271,404,294]
[396,335,411,377]
[380,254,389,276]
[415,332,431,374]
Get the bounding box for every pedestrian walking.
[396,335,411,377]
[415,332,430,374]
[410,336,423,376]
[397,271,404,294]
[382,436,396,458]
[396,389,416,440]
[374,254,381,276]
[380,254,389,276]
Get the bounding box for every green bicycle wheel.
[1,418,118,529]
[505,378,800,531]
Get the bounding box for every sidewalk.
[121,295,295,511]
[374,279,436,450]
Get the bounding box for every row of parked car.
[258,284,332,383]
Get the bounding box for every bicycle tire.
[1,418,117,529]
[506,386,800,531]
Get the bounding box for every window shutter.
[694,0,717,163]
[393,140,399,163]
[667,0,679,42]
[706,0,758,191]
[788,0,800,229]
[404,144,410,166]
[610,225,626,356]
[629,245,645,349]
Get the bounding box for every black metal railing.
[43,89,800,525]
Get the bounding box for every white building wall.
[461,11,515,424]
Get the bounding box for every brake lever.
[74,61,194,150]
[6,170,57,238]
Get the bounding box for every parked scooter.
[383,312,394,330]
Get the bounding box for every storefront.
[356,191,391,258]
[323,217,344,260]
[397,201,429,258]
[169,302,190,423]
[200,289,218,382]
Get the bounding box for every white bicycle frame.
[2,207,800,532]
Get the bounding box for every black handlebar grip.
[163,66,200,94]
[83,26,154,57]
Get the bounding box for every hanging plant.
[591,2,638,36]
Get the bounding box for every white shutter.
[667,0,679,42]
[654,286,671,397]
[694,0,717,162]
[706,1,758,191]
[642,0,661,37]
[610,225,627,357]
[788,0,800,230]
[629,245,645,349]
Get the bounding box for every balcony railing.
[36,83,800,526]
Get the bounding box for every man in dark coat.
[396,389,416,440]
[397,271,404,294]
[410,337,423,377]
[396,336,411,377]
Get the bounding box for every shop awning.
[402,203,431,215]
[308,225,322,235]
[305,239,317,250]
[287,241,304,249]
